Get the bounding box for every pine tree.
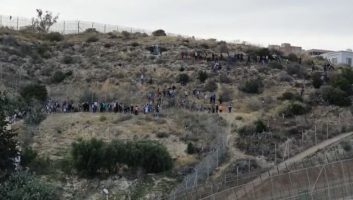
[0,94,18,173]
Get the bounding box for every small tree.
[239,78,263,94]
[0,171,59,200]
[0,95,18,173]
[152,29,167,37]
[177,73,190,86]
[198,71,208,83]
[20,84,48,103]
[254,120,268,133]
[312,72,323,89]
[287,53,299,62]
[321,86,351,107]
[32,9,59,33]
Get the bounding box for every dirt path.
[212,113,248,179]
[201,131,353,200]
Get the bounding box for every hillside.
[1,26,353,200]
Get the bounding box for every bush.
[321,86,351,107]
[0,171,59,200]
[219,73,232,84]
[71,138,105,176]
[239,78,263,94]
[156,132,169,138]
[24,102,47,125]
[177,73,190,86]
[287,53,298,62]
[286,64,305,77]
[20,84,48,103]
[62,55,74,64]
[152,29,167,36]
[71,139,173,176]
[198,71,208,83]
[121,31,131,39]
[280,101,310,117]
[0,97,18,172]
[20,147,38,167]
[51,71,66,83]
[84,28,98,33]
[86,35,99,43]
[45,32,63,42]
[278,91,303,102]
[204,80,218,92]
[312,72,323,89]
[186,142,197,154]
[268,61,283,69]
[254,120,268,133]
[329,74,353,95]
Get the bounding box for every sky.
[1,0,352,50]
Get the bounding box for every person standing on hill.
[228,103,232,113]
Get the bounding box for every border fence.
[0,14,151,34]
[167,109,353,200]
[0,14,190,37]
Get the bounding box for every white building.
[322,50,353,67]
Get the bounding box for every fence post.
[16,17,19,30]
[77,21,80,34]
[63,21,66,34]
[0,15,2,27]
[104,24,106,33]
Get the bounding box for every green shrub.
[186,142,196,154]
[20,147,38,167]
[0,97,18,172]
[51,71,66,83]
[45,32,64,42]
[321,86,351,107]
[198,71,208,83]
[219,73,232,84]
[312,72,323,89]
[268,61,283,69]
[239,78,263,94]
[204,80,218,92]
[177,73,190,85]
[20,84,48,103]
[278,91,303,102]
[286,64,305,77]
[287,53,299,62]
[86,35,99,43]
[280,101,310,117]
[71,138,105,176]
[36,43,51,58]
[24,102,47,125]
[71,139,173,176]
[84,28,98,33]
[152,29,167,36]
[329,74,353,95]
[0,172,59,200]
[238,125,255,137]
[255,120,268,133]
[156,132,169,138]
[62,55,74,64]
[121,31,131,39]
